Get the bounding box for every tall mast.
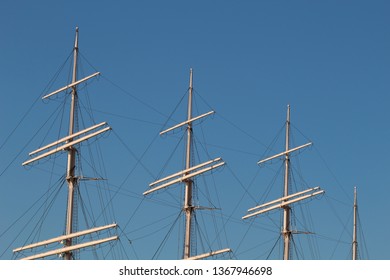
[352,186,358,260]
[15,28,117,260]
[282,105,291,260]
[63,26,79,260]
[183,68,194,259]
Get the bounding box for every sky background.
[0,0,389,260]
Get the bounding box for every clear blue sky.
[0,0,389,260]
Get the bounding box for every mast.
[352,186,358,260]
[282,105,291,260]
[183,68,194,259]
[242,105,324,260]
[63,25,79,260]
[15,27,117,260]
[144,69,231,259]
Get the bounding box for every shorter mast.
[144,69,231,260]
[352,186,358,260]
[243,105,324,260]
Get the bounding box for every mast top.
[189,68,193,89]
[286,104,291,122]
[354,186,357,205]
[74,27,79,50]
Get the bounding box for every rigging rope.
[0,51,73,156]
[152,212,182,259]
[1,175,65,258]
[0,95,70,177]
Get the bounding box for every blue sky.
[0,0,389,260]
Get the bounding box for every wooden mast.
[144,69,231,259]
[15,27,117,260]
[282,105,291,260]
[242,105,324,260]
[352,186,358,260]
[183,68,194,259]
[63,25,79,260]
